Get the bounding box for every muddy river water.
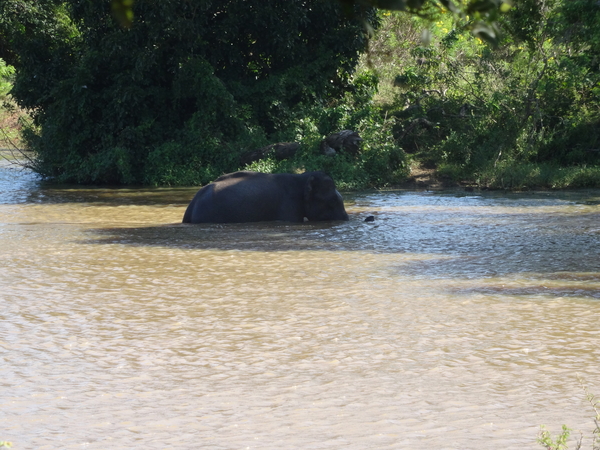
[1,159,600,449]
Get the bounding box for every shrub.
[2,0,375,185]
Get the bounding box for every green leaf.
[439,0,459,14]
[466,0,498,14]
[472,21,498,46]
[111,0,134,29]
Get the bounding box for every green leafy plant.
[538,425,574,450]
[0,59,15,100]
[1,0,376,185]
[355,1,599,189]
[537,376,600,450]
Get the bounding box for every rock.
[272,142,300,160]
[321,144,337,157]
[320,130,362,157]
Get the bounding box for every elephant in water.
[182,171,349,224]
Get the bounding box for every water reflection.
[0,156,40,204]
[76,189,600,281]
[1,164,600,449]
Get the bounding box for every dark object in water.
[320,130,363,157]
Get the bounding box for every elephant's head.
[303,172,349,221]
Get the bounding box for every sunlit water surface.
[1,158,600,449]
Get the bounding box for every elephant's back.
[182,171,308,223]
[182,183,217,223]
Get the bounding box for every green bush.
[2,0,376,185]
[0,59,15,100]
[4,1,599,188]
[258,82,409,189]
[356,2,600,188]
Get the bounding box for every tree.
[371,0,599,186]
[110,0,512,45]
[1,0,374,184]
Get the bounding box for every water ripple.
[2,168,600,449]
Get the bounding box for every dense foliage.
[361,0,600,188]
[1,0,599,189]
[108,0,511,46]
[1,0,392,185]
[0,58,14,100]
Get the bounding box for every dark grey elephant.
[182,171,349,224]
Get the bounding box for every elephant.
[182,171,349,224]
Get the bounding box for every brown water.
[1,159,600,449]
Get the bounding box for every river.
[1,157,600,449]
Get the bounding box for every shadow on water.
[80,220,363,252]
[77,211,600,299]
[3,164,600,285]
[79,206,600,283]
[34,185,600,207]
[0,161,193,206]
[449,282,600,299]
[2,159,600,207]
[0,159,40,204]
[23,185,195,206]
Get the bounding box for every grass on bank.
[353,9,600,190]
[1,59,26,152]
[437,163,600,190]
[0,103,26,150]
[537,378,600,450]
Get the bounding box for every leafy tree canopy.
[109,0,511,44]
[0,0,377,184]
[2,0,598,188]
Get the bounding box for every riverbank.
[399,161,600,191]
[2,103,599,191]
[4,144,600,191]
[0,100,25,150]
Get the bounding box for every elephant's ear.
[304,175,315,202]
[304,173,336,201]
